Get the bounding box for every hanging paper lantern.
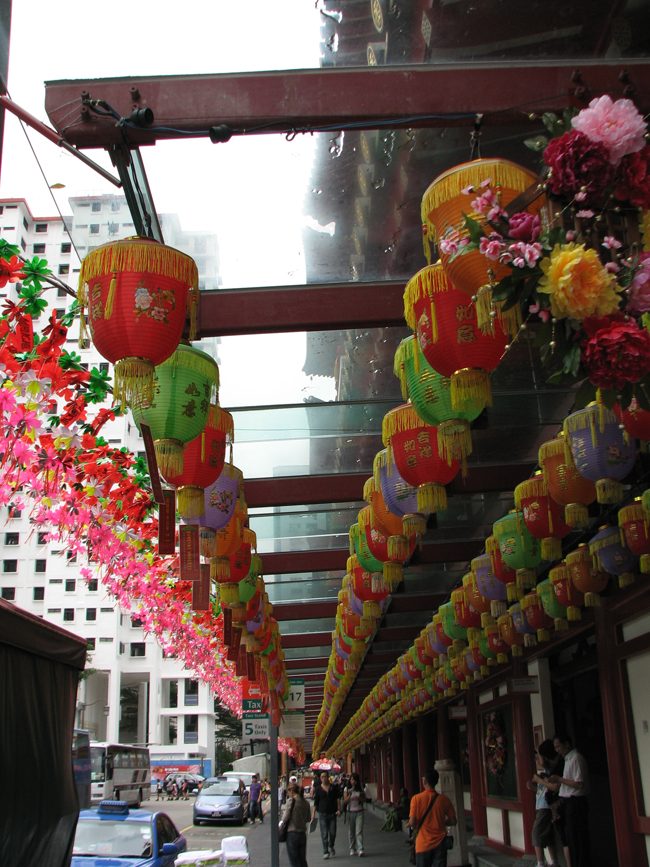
[614,397,650,442]
[564,404,636,505]
[521,588,554,642]
[510,600,539,647]
[450,584,482,646]
[383,403,459,513]
[485,534,518,604]
[185,465,243,557]
[474,634,497,676]
[549,562,584,622]
[350,523,384,574]
[78,237,199,408]
[421,158,543,300]
[515,472,572,562]
[364,478,414,568]
[493,512,542,600]
[566,543,609,607]
[394,334,482,471]
[537,578,569,632]
[403,264,509,412]
[374,448,429,539]
[464,645,483,682]
[497,609,526,656]
[211,494,249,579]
[163,406,234,517]
[218,532,255,606]
[349,562,389,621]
[472,553,508,621]
[132,343,219,477]
[238,553,262,605]
[358,501,414,586]
[464,568,492,626]
[619,499,650,574]
[485,622,510,664]
[589,524,638,589]
[539,433,597,529]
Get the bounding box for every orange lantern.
[78,237,198,408]
[539,434,597,529]
[464,569,492,624]
[515,472,572,562]
[566,543,608,607]
[498,609,525,656]
[403,264,509,412]
[383,403,459,514]
[549,562,584,622]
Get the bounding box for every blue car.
[72,800,187,866]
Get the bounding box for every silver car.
[193,779,247,826]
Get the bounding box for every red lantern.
[539,434,597,529]
[566,543,609,607]
[358,502,415,586]
[163,406,234,518]
[614,397,650,441]
[78,237,198,407]
[485,623,510,664]
[383,403,459,514]
[350,560,390,620]
[464,570,492,623]
[498,610,525,656]
[515,473,572,562]
[619,501,650,574]
[403,264,509,413]
[521,589,554,642]
[549,562,584,621]
[451,584,482,638]
[485,534,517,600]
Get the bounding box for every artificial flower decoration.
[544,130,614,203]
[538,243,620,321]
[580,314,650,390]
[570,95,647,165]
[0,255,26,288]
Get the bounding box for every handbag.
[445,833,454,851]
[278,797,295,843]
[408,793,438,865]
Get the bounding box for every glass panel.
[250,503,362,553]
[280,618,336,635]
[625,652,650,815]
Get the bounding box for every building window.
[168,680,178,708]
[167,716,178,745]
[185,679,199,706]
[63,609,74,622]
[86,608,96,621]
[87,638,96,651]
[37,532,48,546]
[130,642,146,657]
[61,242,71,254]
[35,560,46,573]
[33,243,46,254]
[99,362,109,373]
[3,560,17,573]
[111,200,120,212]
[91,202,101,212]
[131,616,143,628]
[58,265,69,276]
[65,579,76,592]
[4,532,19,546]
[48,579,62,585]
[20,237,26,251]
[47,608,61,613]
[8,505,21,518]
[184,715,199,744]
[35,223,48,233]
[89,224,100,234]
[57,286,67,297]
[66,552,77,565]
[119,642,125,655]
[88,578,98,592]
[1,587,16,601]
[99,637,113,643]
[100,607,113,613]
[33,587,45,601]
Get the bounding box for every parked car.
[193,778,249,826]
[71,799,186,866]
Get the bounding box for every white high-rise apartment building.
[0,195,222,775]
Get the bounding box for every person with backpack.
[407,769,456,867]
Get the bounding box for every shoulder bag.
[278,797,296,843]
[407,793,438,865]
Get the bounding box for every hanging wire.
[469,113,483,160]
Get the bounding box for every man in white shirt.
[549,733,590,867]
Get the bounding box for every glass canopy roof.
[4,0,650,744]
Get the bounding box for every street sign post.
[285,678,305,709]
[279,710,306,739]
[242,713,270,742]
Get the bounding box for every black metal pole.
[270,725,279,867]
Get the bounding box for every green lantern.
[440,601,467,645]
[132,343,219,478]
[238,554,261,605]
[349,523,384,573]
[394,334,483,474]
[537,578,569,632]
[493,511,542,600]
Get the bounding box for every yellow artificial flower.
[538,242,620,320]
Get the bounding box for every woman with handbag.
[343,773,366,856]
[526,739,562,867]
[281,783,312,867]
[407,770,456,867]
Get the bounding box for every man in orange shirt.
[407,769,457,867]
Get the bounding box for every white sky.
[1,0,339,475]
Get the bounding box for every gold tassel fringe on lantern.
[474,286,523,339]
[438,419,472,476]
[198,527,217,558]
[211,556,230,581]
[595,478,624,505]
[384,561,403,588]
[565,503,590,529]
[220,583,240,606]
[79,239,199,291]
[640,554,650,574]
[516,568,536,594]
[115,357,155,410]
[542,536,563,561]
[403,263,449,332]
[177,485,204,519]
[363,600,381,620]
[387,535,410,560]
[417,482,447,514]
[154,438,184,478]
[402,513,427,539]
[363,477,376,503]
[451,367,492,413]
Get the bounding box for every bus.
[73,729,91,809]
[90,742,151,807]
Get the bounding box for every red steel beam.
[45,62,650,149]
[272,593,445,621]
[244,463,535,509]
[281,624,428,649]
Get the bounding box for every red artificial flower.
[544,130,614,202]
[615,145,650,209]
[0,256,26,289]
[508,211,541,242]
[581,313,650,390]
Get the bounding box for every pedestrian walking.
[549,733,590,867]
[526,739,562,867]
[407,769,456,867]
[343,773,366,856]
[312,770,341,859]
[249,774,264,823]
[156,780,163,801]
[282,783,312,867]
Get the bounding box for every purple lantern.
[375,448,429,539]
[182,465,243,557]
[564,405,635,505]
[472,553,508,621]
[511,601,537,648]
[464,647,482,680]
[589,524,638,588]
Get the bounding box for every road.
[141,794,270,854]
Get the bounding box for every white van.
[222,771,257,790]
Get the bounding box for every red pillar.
[512,663,536,855]
[594,604,649,867]
[393,729,404,802]
[416,714,429,783]
[403,721,417,797]
[467,688,488,836]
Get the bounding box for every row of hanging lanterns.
[77,237,288,723]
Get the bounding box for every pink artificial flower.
[479,177,493,188]
[572,95,647,164]
[487,205,506,221]
[576,210,595,218]
[627,252,650,314]
[439,238,459,256]
[461,185,474,195]
[529,304,550,323]
[479,236,504,260]
[524,243,543,267]
[602,236,622,250]
[513,257,526,268]
[575,191,587,201]
[471,195,487,213]
[566,230,576,242]
[508,212,541,242]
[605,262,621,273]
[500,251,514,265]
